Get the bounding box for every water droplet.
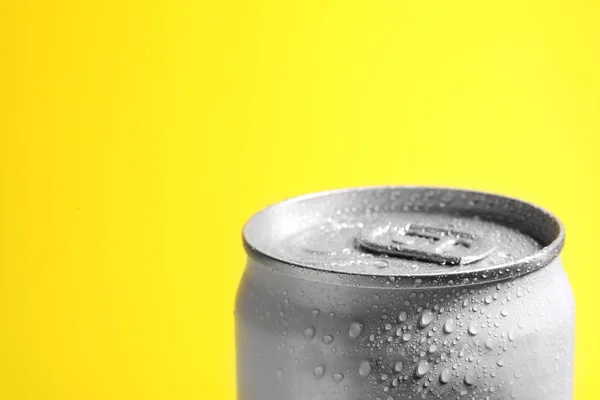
[312,309,320,318]
[373,260,388,268]
[276,369,283,379]
[497,359,505,367]
[468,322,479,336]
[514,370,522,379]
[440,369,451,384]
[359,360,372,377]
[394,361,403,372]
[419,310,434,328]
[398,311,407,322]
[332,373,344,383]
[415,361,430,378]
[314,365,325,380]
[501,309,509,317]
[443,319,455,333]
[402,332,411,342]
[428,344,437,353]
[303,327,315,342]
[485,338,494,349]
[464,372,476,386]
[349,322,363,339]
[485,296,492,304]
[322,335,334,345]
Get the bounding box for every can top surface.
[243,187,564,287]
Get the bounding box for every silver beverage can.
[236,187,573,400]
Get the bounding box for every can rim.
[242,186,565,287]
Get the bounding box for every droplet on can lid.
[359,360,372,377]
[394,361,403,372]
[468,322,479,336]
[415,361,430,378]
[464,372,476,386]
[322,335,334,345]
[444,319,455,333]
[313,365,325,380]
[440,369,451,384]
[398,311,407,322]
[419,310,434,328]
[349,322,363,339]
[303,327,315,342]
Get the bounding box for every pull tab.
[356,223,495,265]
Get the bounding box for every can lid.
[243,187,564,287]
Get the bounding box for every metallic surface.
[236,187,574,400]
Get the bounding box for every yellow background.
[1,0,599,398]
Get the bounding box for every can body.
[236,187,573,400]
[236,258,573,400]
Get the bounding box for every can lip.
[242,186,565,287]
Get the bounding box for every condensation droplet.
[415,361,430,378]
[314,365,326,380]
[398,311,407,322]
[444,319,455,334]
[359,360,372,377]
[419,310,434,328]
[394,361,403,372]
[464,372,476,386]
[440,369,451,384]
[349,322,363,339]
[322,335,334,345]
[468,322,479,336]
[303,327,315,342]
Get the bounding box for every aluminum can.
[236,187,573,400]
